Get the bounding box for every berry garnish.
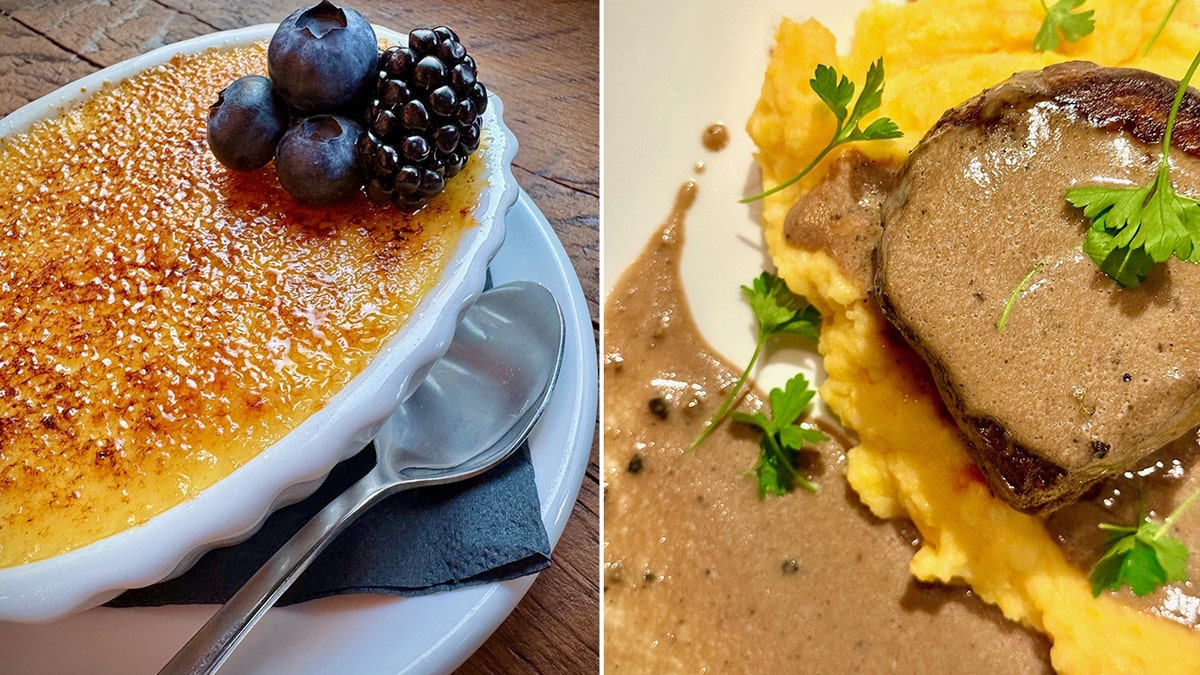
[206,75,288,171]
[358,26,488,210]
[268,0,379,112]
[205,4,485,210]
[274,115,365,204]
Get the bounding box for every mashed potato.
[749,0,1200,671]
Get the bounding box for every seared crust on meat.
[932,61,1200,157]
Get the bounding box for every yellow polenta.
[749,0,1200,672]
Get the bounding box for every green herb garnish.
[996,262,1044,331]
[1144,0,1181,56]
[690,272,820,450]
[1066,47,1200,288]
[1034,0,1095,52]
[1090,488,1200,596]
[741,59,902,203]
[732,372,827,497]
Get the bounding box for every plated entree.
[605,0,1200,671]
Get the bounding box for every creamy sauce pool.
[603,182,1052,671]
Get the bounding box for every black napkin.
[108,439,550,607]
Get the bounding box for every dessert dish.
[0,16,516,621]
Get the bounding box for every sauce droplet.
[702,123,729,151]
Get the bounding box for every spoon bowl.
[376,280,564,483]
[161,280,565,675]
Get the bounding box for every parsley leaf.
[1034,0,1095,53]
[732,373,827,497]
[745,271,821,342]
[1090,521,1188,596]
[1090,489,1199,597]
[742,59,902,203]
[690,272,820,450]
[1066,47,1200,287]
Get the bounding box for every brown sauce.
[1046,434,1200,626]
[785,150,899,290]
[702,123,729,152]
[602,181,1052,671]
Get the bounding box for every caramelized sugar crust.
[0,44,482,566]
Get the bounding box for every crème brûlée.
[0,43,487,567]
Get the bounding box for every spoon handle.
[158,468,395,675]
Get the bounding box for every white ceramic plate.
[602,0,864,395]
[0,25,516,621]
[0,188,596,674]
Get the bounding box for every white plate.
[602,0,863,393]
[0,24,516,622]
[0,188,597,674]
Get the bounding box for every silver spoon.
[160,280,565,675]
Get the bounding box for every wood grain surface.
[0,1,598,672]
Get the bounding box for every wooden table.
[0,1,598,673]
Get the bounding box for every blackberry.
[358,26,488,210]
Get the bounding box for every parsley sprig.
[1144,0,1181,56]
[1066,47,1200,288]
[1034,0,1095,53]
[732,373,827,497]
[742,59,902,203]
[1090,488,1200,597]
[690,272,820,450]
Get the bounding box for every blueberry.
[206,75,288,171]
[274,115,365,204]
[268,1,378,112]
